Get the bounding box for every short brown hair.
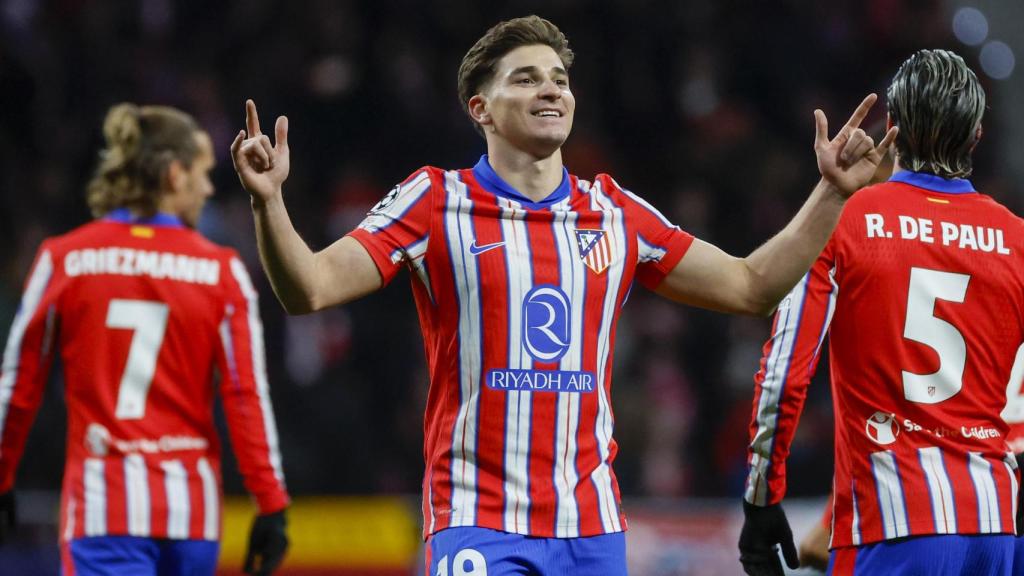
[457,16,574,132]
[886,49,985,178]
[86,103,201,218]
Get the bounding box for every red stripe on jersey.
[750,179,1024,547]
[3,220,288,542]
[351,166,692,538]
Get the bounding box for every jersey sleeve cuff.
[636,231,695,290]
[346,229,401,287]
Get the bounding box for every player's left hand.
[739,500,799,576]
[244,509,288,575]
[0,491,16,545]
[814,93,899,198]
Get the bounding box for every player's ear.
[165,159,187,194]
[886,113,894,131]
[971,124,983,152]
[468,94,492,128]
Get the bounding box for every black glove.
[244,509,288,575]
[1016,453,1024,537]
[0,491,15,545]
[739,500,799,576]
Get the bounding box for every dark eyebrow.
[508,65,569,77]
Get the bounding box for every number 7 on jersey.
[105,299,170,419]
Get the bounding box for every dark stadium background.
[1,1,1021,574]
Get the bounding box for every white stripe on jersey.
[162,460,190,539]
[405,236,434,304]
[588,179,626,532]
[918,447,956,533]
[968,452,1001,533]
[811,267,839,360]
[359,171,432,233]
[1004,453,1019,532]
[84,458,106,536]
[498,196,532,534]
[851,483,862,546]
[637,234,667,264]
[229,258,286,487]
[198,457,219,540]
[0,250,53,439]
[870,451,909,538]
[553,205,584,537]
[124,454,151,536]
[64,496,76,542]
[443,170,480,529]
[745,273,811,506]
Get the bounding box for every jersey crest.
[575,229,613,274]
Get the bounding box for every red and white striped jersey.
[0,210,289,542]
[348,156,693,539]
[745,171,1024,548]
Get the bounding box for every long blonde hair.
[86,103,201,218]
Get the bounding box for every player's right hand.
[739,500,799,576]
[0,491,16,545]
[231,99,291,205]
[813,93,898,199]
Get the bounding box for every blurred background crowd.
[1,0,1022,553]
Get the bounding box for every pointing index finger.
[246,99,262,136]
[839,93,878,136]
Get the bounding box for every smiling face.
[470,44,575,159]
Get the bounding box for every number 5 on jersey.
[105,299,169,419]
[902,267,970,404]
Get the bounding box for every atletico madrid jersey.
[348,156,693,538]
[746,171,1024,548]
[0,210,289,541]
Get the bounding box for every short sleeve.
[346,168,435,286]
[604,177,694,289]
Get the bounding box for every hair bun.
[103,103,142,157]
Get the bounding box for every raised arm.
[231,100,382,314]
[655,94,897,316]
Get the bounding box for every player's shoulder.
[575,172,631,198]
[844,181,896,210]
[41,219,114,253]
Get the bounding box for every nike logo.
[468,240,506,256]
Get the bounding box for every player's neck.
[485,147,565,203]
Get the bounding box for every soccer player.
[231,15,893,575]
[0,104,290,575]
[740,49,1023,575]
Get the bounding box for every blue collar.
[889,170,976,194]
[472,155,571,209]
[104,208,186,227]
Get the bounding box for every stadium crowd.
[0,0,1016,511]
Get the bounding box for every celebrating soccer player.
[232,15,892,575]
[741,49,1024,575]
[0,104,290,575]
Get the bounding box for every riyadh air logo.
[865,411,900,445]
[575,229,613,274]
[523,285,571,362]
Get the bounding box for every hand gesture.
[0,491,16,545]
[243,509,289,575]
[231,100,291,205]
[814,93,898,198]
[739,501,799,576]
